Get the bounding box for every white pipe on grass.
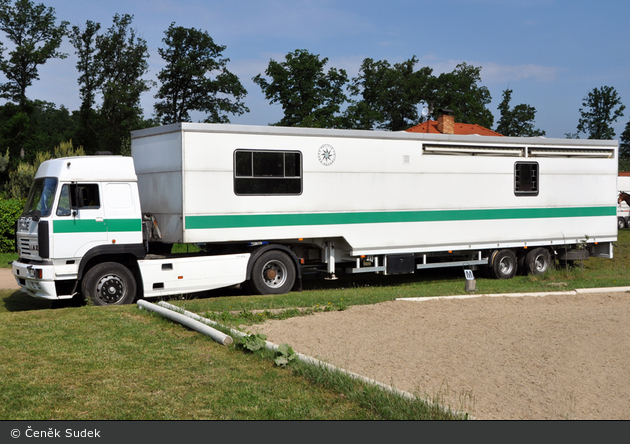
[137,299,233,346]
[157,301,247,339]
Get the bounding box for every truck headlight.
[18,219,30,232]
[27,267,42,279]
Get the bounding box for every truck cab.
[12,156,144,302]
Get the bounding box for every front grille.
[17,235,39,259]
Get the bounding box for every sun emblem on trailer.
[318,144,336,166]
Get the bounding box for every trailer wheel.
[618,217,626,229]
[525,248,552,275]
[250,250,296,295]
[489,249,517,279]
[81,262,137,306]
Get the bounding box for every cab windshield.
[22,177,58,218]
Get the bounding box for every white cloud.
[480,62,559,83]
[418,57,559,83]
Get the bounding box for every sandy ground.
[251,291,630,420]
[0,267,19,290]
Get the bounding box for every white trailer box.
[131,123,617,265]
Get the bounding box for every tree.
[345,56,432,131]
[495,88,545,137]
[620,120,630,160]
[69,20,101,151]
[8,139,84,199]
[154,23,248,125]
[253,49,348,128]
[94,14,153,153]
[0,0,68,110]
[577,86,625,140]
[428,62,493,128]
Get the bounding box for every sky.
[7,0,630,139]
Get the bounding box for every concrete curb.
[396,286,630,302]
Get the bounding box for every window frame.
[56,183,101,217]
[514,161,539,197]
[234,149,303,196]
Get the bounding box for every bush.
[0,198,25,253]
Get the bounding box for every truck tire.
[250,250,296,295]
[618,217,626,229]
[81,262,137,306]
[488,249,517,279]
[524,247,552,275]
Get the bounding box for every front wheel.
[81,262,137,306]
[618,217,626,230]
[250,250,296,295]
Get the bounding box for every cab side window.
[56,184,101,216]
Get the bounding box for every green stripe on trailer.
[185,206,616,230]
[53,219,142,233]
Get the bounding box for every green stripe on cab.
[53,219,142,233]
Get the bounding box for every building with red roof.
[406,109,504,137]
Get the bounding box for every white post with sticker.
[464,269,476,293]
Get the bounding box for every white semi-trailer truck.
[12,123,618,305]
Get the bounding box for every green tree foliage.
[69,20,101,152]
[0,196,24,252]
[0,147,8,173]
[619,120,630,162]
[94,14,153,153]
[0,0,68,110]
[345,56,432,131]
[428,62,493,128]
[253,49,348,128]
[495,88,546,137]
[154,23,248,125]
[577,86,625,140]
[8,140,84,199]
[0,100,78,173]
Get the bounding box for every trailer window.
[234,150,302,195]
[514,162,539,196]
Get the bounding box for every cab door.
[103,182,142,245]
[53,183,107,259]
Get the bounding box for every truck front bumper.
[11,261,68,300]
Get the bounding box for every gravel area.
[250,291,630,420]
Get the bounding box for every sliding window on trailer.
[514,161,539,196]
[234,150,302,195]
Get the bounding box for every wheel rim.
[499,257,513,276]
[95,274,126,304]
[260,259,288,289]
[533,254,548,272]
